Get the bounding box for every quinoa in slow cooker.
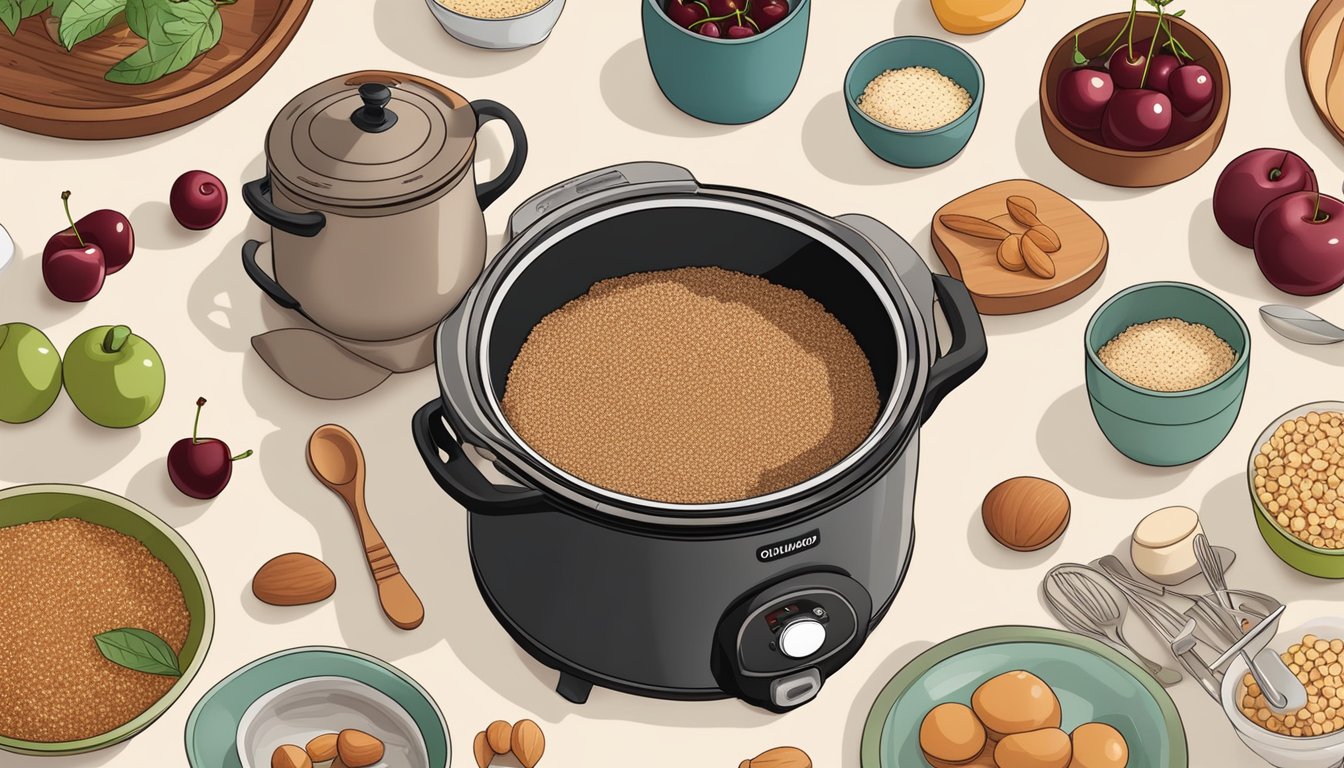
[501,266,880,505]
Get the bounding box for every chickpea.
[1242,634,1344,737]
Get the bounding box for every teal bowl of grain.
[0,484,213,756]
[844,36,984,168]
[1084,282,1250,467]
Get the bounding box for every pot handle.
[242,176,326,238]
[921,274,987,424]
[412,399,547,514]
[506,162,699,236]
[241,239,309,317]
[471,100,529,211]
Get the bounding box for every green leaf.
[106,1,220,85]
[0,0,21,35]
[1173,8,1185,16]
[20,0,52,17]
[93,628,182,677]
[58,0,126,50]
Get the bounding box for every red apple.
[1253,191,1344,296]
[169,170,228,230]
[1214,148,1317,248]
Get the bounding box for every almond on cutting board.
[252,552,337,606]
[997,234,1026,272]
[931,179,1108,315]
[1025,225,1062,253]
[1020,235,1057,279]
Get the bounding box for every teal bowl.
[641,0,810,124]
[844,36,984,168]
[860,626,1188,768]
[0,484,214,756]
[1084,282,1250,467]
[185,647,450,767]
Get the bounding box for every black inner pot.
[485,202,902,416]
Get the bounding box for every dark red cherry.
[696,20,723,37]
[1169,64,1214,115]
[1056,68,1114,131]
[726,23,755,37]
[748,0,789,31]
[1107,46,1148,89]
[1101,88,1173,149]
[664,0,707,28]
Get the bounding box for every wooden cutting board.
[931,180,1108,315]
[1302,0,1344,148]
[0,0,312,140]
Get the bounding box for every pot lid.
[266,71,478,210]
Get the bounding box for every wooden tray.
[932,180,1108,315]
[0,0,312,140]
[1302,0,1344,148]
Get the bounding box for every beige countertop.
[1,0,1342,765]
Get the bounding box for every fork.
[1042,574,1180,684]
[1046,569,1183,685]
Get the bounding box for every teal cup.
[1084,282,1251,467]
[844,36,984,168]
[641,0,810,124]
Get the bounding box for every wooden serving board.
[1302,0,1344,148]
[0,0,312,140]
[931,180,1108,316]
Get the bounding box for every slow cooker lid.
[267,71,477,210]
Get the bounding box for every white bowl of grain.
[425,0,564,50]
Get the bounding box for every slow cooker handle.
[242,176,326,238]
[921,274,987,424]
[412,399,548,514]
[471,100,529,211]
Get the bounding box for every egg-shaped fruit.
[972,671,1062,738]
[920,702,988,767]
[1069,722,1129,768]
[995,728,1073,768]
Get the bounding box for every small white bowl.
[424,0,564,50]
[236,677,428,768]
[1221,617,1344,768]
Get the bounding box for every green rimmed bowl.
[860,626,1188,768]
[0,483,214,756]
[185,647,450,768]
[1084,281,1251,467]
[1248,401,1344,579]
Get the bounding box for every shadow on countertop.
[800,91,956,186]
[599,40,744,139]
[842,639,935,767]
[372,0,544,78]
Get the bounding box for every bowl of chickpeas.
[1221,619,1344,768]
[1248,402,1344,579]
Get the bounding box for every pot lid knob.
[350,83,399,134]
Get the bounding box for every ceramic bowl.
[0,484,214,756]
[186,647,449,768]
[1221,617,1344,767]
[1247,402,1344,579]
[641,0,811,125]
[1084,282,1250,467]
[424,0,565,50]
[1040,13,1229,187]
[844,36,984,168]
[236,677,429,768]
[859,626,1187,767]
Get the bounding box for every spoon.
[1260,304,1344,345]
[307,424,424,630]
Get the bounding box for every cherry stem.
[1139,5,1163,86]
[192,397,206,444]
[231,450,253,462]
[61,190,85,247]
[1269,168,1283,181]
[1314,194,1330,224]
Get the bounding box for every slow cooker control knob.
[778,617,827,659]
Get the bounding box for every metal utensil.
[1261,304,1344,345]
[1042,571,1182,685]
[1045,566,1183,686]
[1058,564,1225,701]
[1093,554,1245,644]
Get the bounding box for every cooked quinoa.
[436,0,548,18]
[0,518,190,742]
[1097,317,1237,392]
[856,66,972,131]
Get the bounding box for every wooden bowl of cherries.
[1039,1,1229,188]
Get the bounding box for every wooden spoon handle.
[376,572,425,630]
[348,489,424,630]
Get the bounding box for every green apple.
[0,323,62,424]
[63,325,166,429]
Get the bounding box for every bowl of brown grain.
[0,484,213,756]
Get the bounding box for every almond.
[1025,225,1062,253]
[336,729,384,768]
[511,719,546,768]
[1005,195,1043,228]
[272,745,312,768]
[996,234,1026,272]
[485,720,512,754]
[939,214,1010,241]
[1021,235,1056,279]
[473,731,493,768]
[982,477,1071,552]
[740,747,813,768]
[252,553,336,606]
[305,733,339,763]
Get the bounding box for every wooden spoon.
[307,424,424,630]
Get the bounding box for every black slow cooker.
[412,162,986,712]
